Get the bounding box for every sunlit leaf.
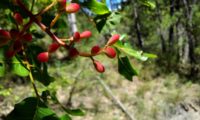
[12,57,29,77]
[114,41,148,61]
[82,0,110,15]
[65,109,85,116]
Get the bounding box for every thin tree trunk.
[182,0,196,63]
[155,0,166,53]
[168,0,175,51]
[133,3,143,49]
[68,13,78,35]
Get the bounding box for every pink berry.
[68,48,79,58]
[0,30,11,46]
[0,29,11,40]
[91,45,101,54]
[104,47,116,58]
[80,30,92,39]
[73,32,80,42]
[66,3,80,13]
[48,42,60,53]
[106,34,120,46]
[93,60,105,73]
[37,52,49,62]
[22,33,32,42]
[13,12,23,25]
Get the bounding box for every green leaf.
[0,48,5,77]
[94,12,121,32]
[143,53,157,59]
[65,109,85,116]
[93,13,111,32]
[118,56,138,81]
[114,41,148,61]
[32,63,55,86]
[6,97,60,120]
[139,0,156,9]
[0,62,5,77]
[60,114,72,120]
[82,0,110,15]
[11,57,29,77]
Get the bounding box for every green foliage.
[0,0,157,119]
[0,48,6,77]
[118,56,138,81]
[7,97,68,120]
[115,41,154,61]
[139,0,156,9]
[81,0,110,15]
[12,57,29,77]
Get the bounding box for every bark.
[168,0,175,51]
[182,0,196,63]
[133,2,144,49]
[155,0,166,53]
[67,13,78,35]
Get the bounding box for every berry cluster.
[0,0,120,73]
[0,12,32,58]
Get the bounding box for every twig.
[96,77,135,120]
[66,69,83,107]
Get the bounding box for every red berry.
[66,3,80,13]
[0,30,10,46]
[5,50,16,58]
[80,30,92,39]
[104,47,116,58]
[37,52,49,62]
[58,0,66,10]
[73,32,80,42]
[10,29,20,40]
[48,42,60,53]
[68,48,79,58]
[22,33,32,42]
[106,34,120,46]
[0,29,11,40]
[93,60,105,73]
[13,12,23,25]
[91,45,101,54]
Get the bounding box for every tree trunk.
[133,3,143,49]
[155,0,166,53]
[168,0,175,52]
[68,13,78,35]
[182,0,196,63]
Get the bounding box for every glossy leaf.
[32,63,55,86]
[139,0,156,9]
[11,57,29,77]
[118,56,138,81]
[0,48,5,76]
[65,109,85,116]
[82,0,110,15]
[60,114,72,120]
[6,97,60,120]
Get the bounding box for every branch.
[16,0,67,46]
[96,77,135,120]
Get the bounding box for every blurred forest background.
[1,0,200,120]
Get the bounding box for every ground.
[1,57,200,120]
